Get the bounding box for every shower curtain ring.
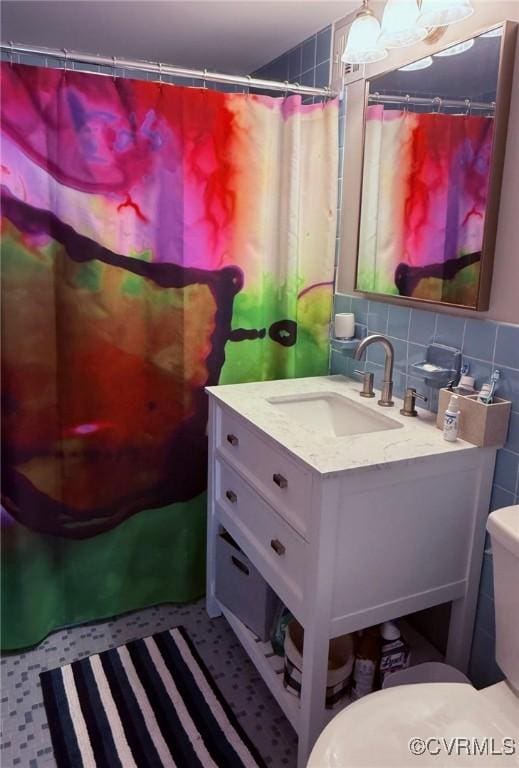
[404,94,410,113]
[203,68,207,89]
[9,40,15,66]
[62,48,68,75]
[465,98,471,116]
[246,74,252,96]
[158,61,163,85]
[112,56,117,81]
[433,96,442,114]
[283,80,289,98]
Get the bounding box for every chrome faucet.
[353,334,395,407]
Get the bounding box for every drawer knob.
[270,538,286,556]
[225,490,238,504]
[273,473,288,489]
[226,433,239,447]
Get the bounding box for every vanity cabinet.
[206,377,496,767]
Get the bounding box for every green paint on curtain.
[1,495,207,651]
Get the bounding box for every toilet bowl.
[308,505,519,767]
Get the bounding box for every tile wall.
[251,25,332,102]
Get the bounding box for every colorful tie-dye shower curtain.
[357,104,493,304]
[1,63,338,650]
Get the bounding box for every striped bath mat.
[40,626,266,768]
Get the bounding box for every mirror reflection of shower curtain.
[358,104,494,304]
[0,62,338,650]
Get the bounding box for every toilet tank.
[487,505,519,691]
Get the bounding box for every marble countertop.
[206,375,479,476]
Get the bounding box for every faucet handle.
[353,369,375,399]
[400,387,428,417]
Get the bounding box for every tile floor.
[0,601,298,768]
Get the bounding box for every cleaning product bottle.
[351,626,381,700]
[443,394,460,442]
[271,604,293,656]
[379,621,410,685]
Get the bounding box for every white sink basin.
[267,392,403,437]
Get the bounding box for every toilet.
[308,505,519,767]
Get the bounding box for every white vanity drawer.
[216,404,312,539]
[215,457,307,615]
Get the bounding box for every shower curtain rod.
[368,92,495,111]
[1,42,337,98]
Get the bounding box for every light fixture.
[342,0,476,68]
[417,0,474,29]
[379,0,427,49]
[481,27,503,38]
[342,0,388,64]
[433,38,474,56]
[398,55,433,71]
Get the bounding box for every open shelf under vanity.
[220,601,443,735]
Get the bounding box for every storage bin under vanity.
[215,529,280,641]
[436,389,512,447]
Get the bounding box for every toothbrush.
[480,369,500,405]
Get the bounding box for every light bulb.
[399,55,434,71]
[379,0,427,48]
[480,27,503,38]
[342,5,388,64]
[418,0,474,29]
[434,38,474,57]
